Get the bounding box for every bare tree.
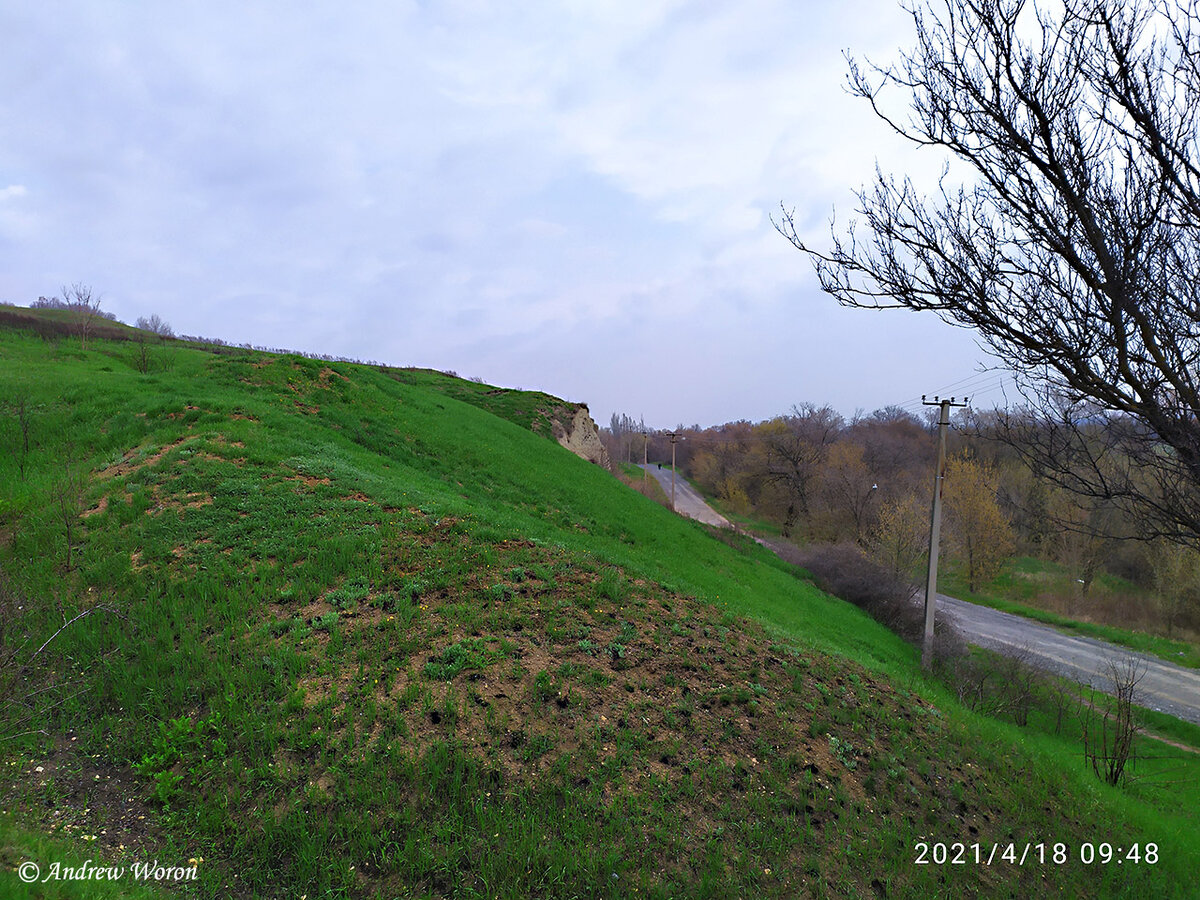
[135,313,174,337]
[753,404,843,537]
[132,329,152,374]
[61,283,103,350]
[778,0,1200,543]
[51,440,87,571]
[606,412,647,467]
[819,441,880,543]
[131,313,174,376]
[4,389,34,480]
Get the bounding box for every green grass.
[385,366,582,439]
[0,323,1196,898]
[708,499,787,537]
[0,813,173,900]
[617,462,642,479]
[940,558,1200,669]
[941,647,1200,861]
[1137,706,1200,750]
[617,463,670,506]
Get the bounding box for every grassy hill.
[0,317,1196,898]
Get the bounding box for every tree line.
[604,403,1200,639]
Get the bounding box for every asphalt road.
[638,464,731,528]
[936,592,1200,725]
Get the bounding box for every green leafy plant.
[134,712,224,806]
[313,611,339,631]
[828,734,858,771]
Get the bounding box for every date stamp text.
[914,841,1158,866]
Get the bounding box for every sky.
[0,1,1005,429]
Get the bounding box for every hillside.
[0,319,1195,898]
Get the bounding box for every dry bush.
[796,542,965,660]
[1038,587,1166,636]
[1083,657,1144,786]
[615,469,670,509]
[51,440,87,571]
[941,647,1041,725]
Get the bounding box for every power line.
[897,376,1009,416]
[895,370,1008,411]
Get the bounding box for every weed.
[313,611,339,631]
[134,712,223,806]
[828,734,858,771]
[533,669,560,703]
[327,577,369,610]
[522,733,555,761]
[487,583,514,602]
[423,638,500,681]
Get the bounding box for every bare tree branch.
[779,0,1200,542]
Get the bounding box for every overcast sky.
[1,1,1004,429]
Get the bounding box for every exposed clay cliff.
[385,368,609,467]
[552,405,610,468]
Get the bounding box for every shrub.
[796,542,964,659]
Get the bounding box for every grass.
[940,558,1200,669]
[616,463,670,506]
[0,320,1196,898]
[384,366,582,440]
[0,812,174,899]
[938,647,1200,853]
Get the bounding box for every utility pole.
[665,431,683,510]
[920,395,968,670]
[640,430,649,490]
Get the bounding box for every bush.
[796,542,964,659]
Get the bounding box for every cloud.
[0,184,36,242]
[0,1,996,428]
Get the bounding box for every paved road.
[937,593,1200,725]
[638,464,731,528]
[641,473,1200,724]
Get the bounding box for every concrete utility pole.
[921,395,969,670]
[665,431,683,510]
